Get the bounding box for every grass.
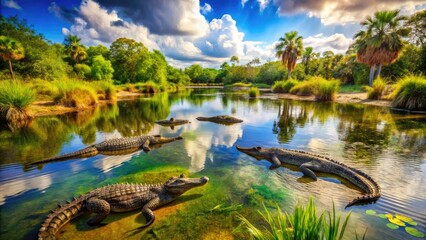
[315,79,340,101]
[390,75,426,111]
[0,80,36,122]
[232,82,252,87]
[272,79,299,93]
[289,80,316,96]
[54,80,98,108]
[339,85,364,93]
[29,79,59,100]
[237,197,354,240]
[253,83,271,88]
[248,87,260,97]
[135,81,160,93]
[89,81,117,101]
[366,77,386,100]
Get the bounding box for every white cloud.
[257,0,270,11]
[201,3,213,14]
[274,0,426,25]
[1,0,21,10]
[303,33,353,54]
[241,0,249,7]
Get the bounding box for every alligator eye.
[179,173,186,178]
[256,146,262,150]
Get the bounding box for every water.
[0,89,425,239]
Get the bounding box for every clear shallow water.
[0,89,425,239]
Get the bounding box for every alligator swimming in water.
[38,174,209,240]
[155,118,190,129]
[236,145,381,208]
[196,115,243,125]
[30,135,183,165]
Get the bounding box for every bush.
[91,55,114,80]
[0,80,35,123]
[30,79,59,100]
[366,77,386,100]
[390,75,426,111]
[54,80,98,108]
[272,79,299,93]
[237,197,353,240]
[135,81,160,94]
[74,64,91,79]
[123,83,137,92]
[315,79,340,101]
[90,81,117,101]
[289,80,316,96]
[248,87,260,97]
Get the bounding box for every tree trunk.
[8,60,15,81]
[368,64,376,86]
[287,69,292,80]
[375,64,382,79]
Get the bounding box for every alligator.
[38,174,209,240]
[155,118,190,129]
[30,135,183,165]
[236,145,381,208]
[196,115,243,125]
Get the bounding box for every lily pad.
[405,227,425,238]
[385,213,393,219]
[406,220,418,226]
[386,223,399,230]
[389,217,406,226]
[377,214,387,219]
[366,209,376,215]
[396,214,413,223]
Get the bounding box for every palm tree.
[64,35,87,64]
[0,36,25,81]
[302,47,314,75]
[353,10,409,85]
[275,31,303,79]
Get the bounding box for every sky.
[2,0,426,68]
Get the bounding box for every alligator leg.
[300,162,320,180]
[142,140,151,152]
[86,198,111,226]
[138,197,160,229]
[269,155,281,169]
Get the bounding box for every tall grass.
[237,197,353,240]
[54,80,98,108]
[315,79,340,101]
[89,81,117,101]
[390,75,426,111]
[0,80,35,122]
[248,87,260,97]
[30,79,59,100]
[366,77,386,100]
[135,81,160,93]
[289,80,316,96]
[272,79,299,93]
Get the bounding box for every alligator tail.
[30,147,98,165]
[345,193,381,209]
[38,197,85,240]
[196,117,209,121]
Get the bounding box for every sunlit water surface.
[1,89,425,239]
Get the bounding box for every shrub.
[237,197,353,240]
[366,77,386,100]
[135,81,159,94]
[74,64,91,79]
[390,75,426,111]
[30,79,59,100]
[272,79,299,93]
[90,81,117,101]
[290,80,316,96]
[248,87,260,97]
[54,80,98,108]
[123,83,137,92]
[91,55,114,80]
[315,79,340,101]
[0,80,35,123]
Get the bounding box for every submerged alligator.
[196,115,243,125]
[38,174,209,240]
[30,135,183,165]
[155,118,190,129]
[236,145,381,208]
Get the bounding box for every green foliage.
[0,80,35,110]
[315,79,340,101]
[256,61,285,85]
[86,45,110,65]
[135,81,160,93]
[289,80,316,95]
[29,79,59,100]
[90,81,117,100]
[272,79,299,93]
[63,35,87,65]
[167,66,190,85]
[54,80,98,108]
[91,55,114,80]
[366,77,386,99]
[237,197,353,240]
[248,87,260,97]
[275,31,304,79]
[74,64,91,79]
[339,85,364,93]
[232,82,252,87]
[390,75,426,111]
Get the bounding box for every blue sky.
[2,0,425,67]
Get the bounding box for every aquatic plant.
[272,79,299,93]
[248,87,260,97]
[366,77,386,100]
[53,80,98,108]
[390,75,426,111]
[0,80,35,123]
[237,197,353,240]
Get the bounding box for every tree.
[353,10,409,85]
[302,47,314,75]
[91,55,114,80]
[406,10,426,46]
[230,55,239,65]
[64,35,87,65]
[87,45,110,65]
[184,64,203,82]
[0,36,24,80]
[275,31,303,79]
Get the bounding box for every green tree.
[322,50,335,79]
[302,47,314,75]
[184,64,203,82]
[275,31,304,79]
[406,10,426,46]
[87,45,110,65]
[0,36,24,80]
[91,55,114,80]
[230,55,239,65]
[74,63,91,79]
[147,50,167,85]
[64,35,87,65]
[353,10,409,85]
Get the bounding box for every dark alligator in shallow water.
[196,115,243,125]
[38,174,208,240]
[155,118,190,129]
[30,135,183,165]
[236,145,381,208]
